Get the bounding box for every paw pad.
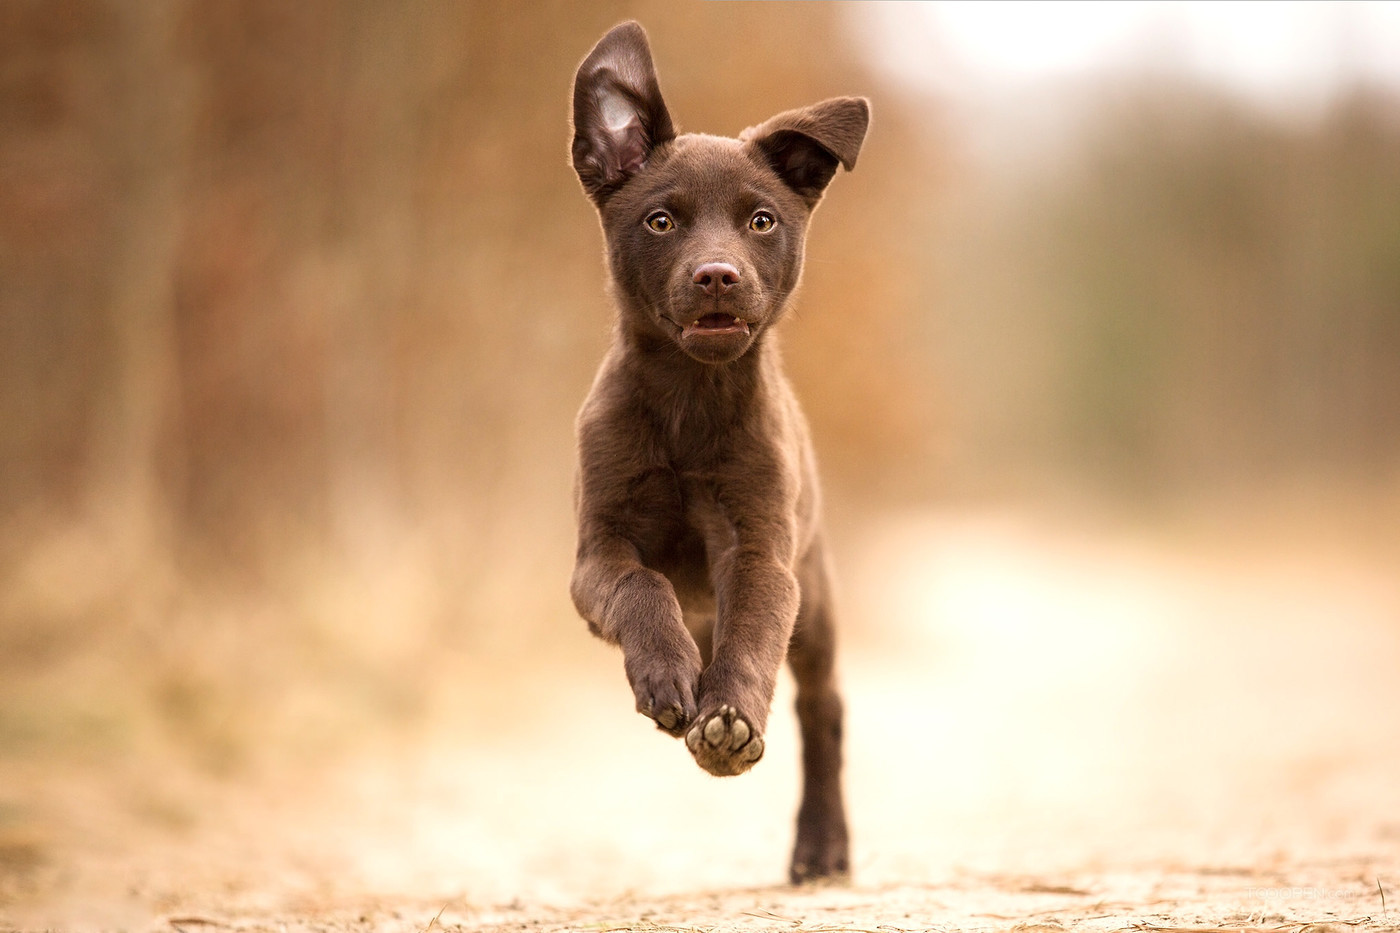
[685,704,764,775]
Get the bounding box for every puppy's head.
[571,22,869,365]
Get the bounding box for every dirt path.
[157,869,1400,933]
[4,510,1398,932]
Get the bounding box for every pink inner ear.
[596,86,648,177]
[599,88,634,131]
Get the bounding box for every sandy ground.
[3,509,1399,932]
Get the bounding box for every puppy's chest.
[626,464,732,555]
[615,386,789,567]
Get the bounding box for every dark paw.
[627,656,699,737]
[684,704,764,776]
[789,830,849,884]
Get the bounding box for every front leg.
[685,550,799,775]
[572,536,702,736]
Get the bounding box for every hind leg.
[787,540,850,883]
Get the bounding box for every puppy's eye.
[749,210,776,233]
[645,211,675,233]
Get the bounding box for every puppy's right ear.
[571,21,675,205]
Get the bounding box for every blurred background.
[2,0,1399,925]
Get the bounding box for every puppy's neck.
[616,319,775,411]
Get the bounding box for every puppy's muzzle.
[684,262,751,337]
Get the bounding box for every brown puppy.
[568,21,868,883]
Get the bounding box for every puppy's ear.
[742,97,870,207]
[571,21,675,205]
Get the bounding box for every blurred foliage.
[1055,89,1400,492]
[926,83,1400,499]
[1,1,1397,767]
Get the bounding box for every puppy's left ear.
[571,22,676,205]
[742,97,870,207]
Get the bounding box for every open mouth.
[682,313,751,338]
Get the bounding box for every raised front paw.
[684,704,764,776]
[626,651,700,737]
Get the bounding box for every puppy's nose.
[693,262,740,296]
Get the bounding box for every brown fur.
[568,21,868,883]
